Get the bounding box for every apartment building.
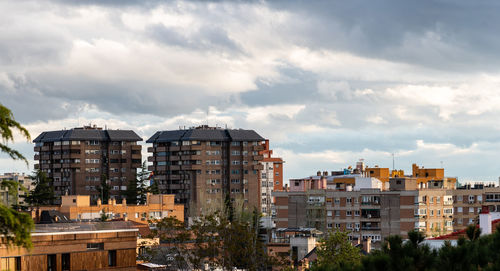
[274,187,417,244]
[146,125,265,218]
[0,173,33,206]
[260,140,284,218]
[33,193,184,224]
[33,125,142,204]
[0,221,138,271]
[274,162,463,243]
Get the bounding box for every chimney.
[97,199,102,206]
[122,198,127,206]
[317,171,321,176]
[323,171,328,176]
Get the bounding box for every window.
[457,207,463,213]
[347,197,352,203]
[47,254,57,271]
[457,195,463,202]
[469,195,475,202]
[327,210,332,217]
[355,210,360,216]
[334,198,340,205]
[87,243,104,250]
[231,142,241,146]
[231,151,240,155]
[346,210,352,216]
[469,207,474,213]
[275,172,279,176]
[108,250,117,267]
[62,253,70,271]
[335,223,341,228]
[334,210,340,217]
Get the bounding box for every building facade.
[0,221,138,271]
[147,125,265,218]
[33,126,142,204]
[260,140,284,218]
[32,194,184,224]
[0,173,33,207]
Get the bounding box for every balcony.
[148,166,155,171]
[34,146,41,152]
[34,154,40,160]
[169,146,180,151]
[34,164,40,169]
[41,146,50,151]
[253,155,264,161]
[41,164,50,169]
[253,145,264,151]
[169,165,180,171]
[253,164,264,170]
[148,156,155,162]
[131,154,141,159]
[41,155,50,160]
[147,147,154,153]
[131,145,142,151]
[361,227,381,231]
[170,156,180,161]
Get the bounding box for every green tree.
[25,170,55,206]
[313,229,361,270]
[0,103,30,163]
[126,161,149,205]
[96,174,110,204]
[0,103,34,248]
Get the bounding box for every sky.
[2,0,500,184]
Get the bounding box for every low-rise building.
[0,221,138,271]
[32,193,184,224]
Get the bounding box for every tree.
[0,103,30,164]
[96,174,110,204]
[25,170,55,206]
[313,229,361,270]
[126,161,149,205]
[0,103,34,248]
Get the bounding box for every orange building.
[32,194,184,224]
[0,221,138,271]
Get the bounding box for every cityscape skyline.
[3,0,500,182]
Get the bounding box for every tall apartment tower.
[260,140,284,218]
[33,126,142,204]
[146,125,265,218]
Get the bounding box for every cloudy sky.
[2,0,500,184]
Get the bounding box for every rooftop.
[33,126,142,143]
[33,221,138,235]
[146,125,265,143]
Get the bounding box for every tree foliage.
[0,103,30,164]
[96,174,110,204]
[147,201,287,270]
[25,170,55,206]
[0,103,34,249]
[312,229,361,270]
[126,161,149,205]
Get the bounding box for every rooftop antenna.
[392,153,395,171]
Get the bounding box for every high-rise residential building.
[260,140,284,219]
[146,125,265,218]
[33,125,142,204]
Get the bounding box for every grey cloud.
[146,24,242,53]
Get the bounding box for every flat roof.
[33,221,138,236]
